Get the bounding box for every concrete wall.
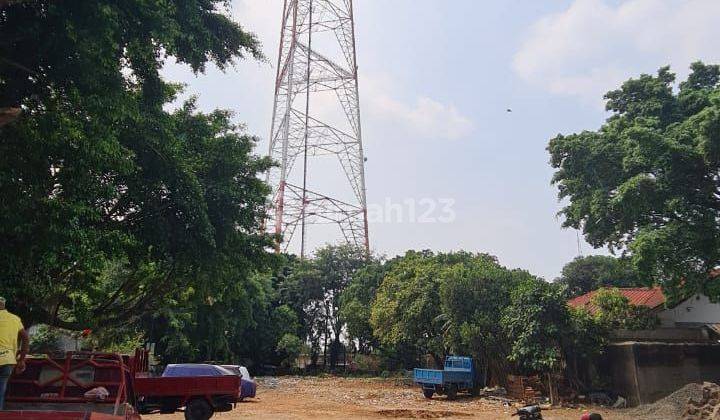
[613,328,712,342]
[607,342,720,406]
[606,344,641,405]
[658,294,720,326]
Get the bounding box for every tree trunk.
[430,353,443,369]
[547,373,558,406]
[329,319,342,369]
[0,107,21,127]
[322,328,328,369]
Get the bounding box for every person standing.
[0,296,29,411]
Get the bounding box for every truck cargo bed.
[413,368,472,385]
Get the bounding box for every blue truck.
[413,356,486,400]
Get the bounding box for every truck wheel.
[423,389,434,399]
[446,385,458,400]
[470,386,480,397]
[185,398,214,420]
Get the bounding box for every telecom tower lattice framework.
[266,0,369,257]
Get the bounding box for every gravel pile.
[626,383,704,420]
[683,382,720,419]
[255,376,283,389]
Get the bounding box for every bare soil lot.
[146,376,631,419]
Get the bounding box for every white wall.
[658,294,720,326]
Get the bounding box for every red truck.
[2,351,141,420]
[134,371,240,419]
[2,350,243,420]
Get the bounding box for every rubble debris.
[588,391,612,406]
[612,395,627,409]
[83,386,109,401]
[483,386,507,396]
[507,375,544,403]
[682,382,720,419]
[376,408,471,418]
[626,382,704,419]
[255,376,281,389]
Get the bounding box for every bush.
[276,333,304,368]
[592,288,659,330]
[29,325,61,354]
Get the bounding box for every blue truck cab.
[413,356,485,400]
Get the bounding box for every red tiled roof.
[567,287,665,314]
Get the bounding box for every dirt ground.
[145,376,631,420]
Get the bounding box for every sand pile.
[682,382,720,419]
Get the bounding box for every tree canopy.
[340,258,388,353]
[549,62,720,303]
[370,250,452,365]
[556,255,644,298]
[502,277,568,374]
[369,250,534,376]
[0,0,271,331]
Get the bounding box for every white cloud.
[513,0,720,103]
[229,1,474,140]
[363,74,474,140]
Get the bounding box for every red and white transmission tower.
[266,0,369,257]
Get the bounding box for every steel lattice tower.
[266,0,369,257]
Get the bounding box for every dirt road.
[145,376,629,419]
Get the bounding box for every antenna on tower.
[266,0,369,258]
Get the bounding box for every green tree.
[557,255,644,298]
[278,259,326,367]
[313,244,369,368]
[502,277,568,374]
[29,325,61,354]
[0,1,270,331]
[591,288,659,330]
[438,254,527,385]
[548,62,720,304]
[276,333,304,369]
[370,251,504,367]
[563,307,610,390]
[370,250,448,366]
[339,259,388,354]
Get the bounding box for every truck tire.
[185,398,214,420]
[470,386,480,397]
[446,385,458,400]
[423,389,434,399]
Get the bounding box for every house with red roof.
[568,287,666,315]
[568,286,720,337]
[568,287,720,406]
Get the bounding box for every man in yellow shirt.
[0,296,29,411]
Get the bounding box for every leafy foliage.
[340,259,390,353]
[557,255,644,298]
[314,245,370,367]
[29,325,61,354]
[549,62,720,303]
[370,250,450,365]
[0,0,270,332]
[591,288,660,330]
[438,254,529,383]
[502,277,569,373]
[369,250,533,375]
[276,333,304,368]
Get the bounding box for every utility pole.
[266,0,369,257]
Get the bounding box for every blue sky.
[163,0,720,280]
